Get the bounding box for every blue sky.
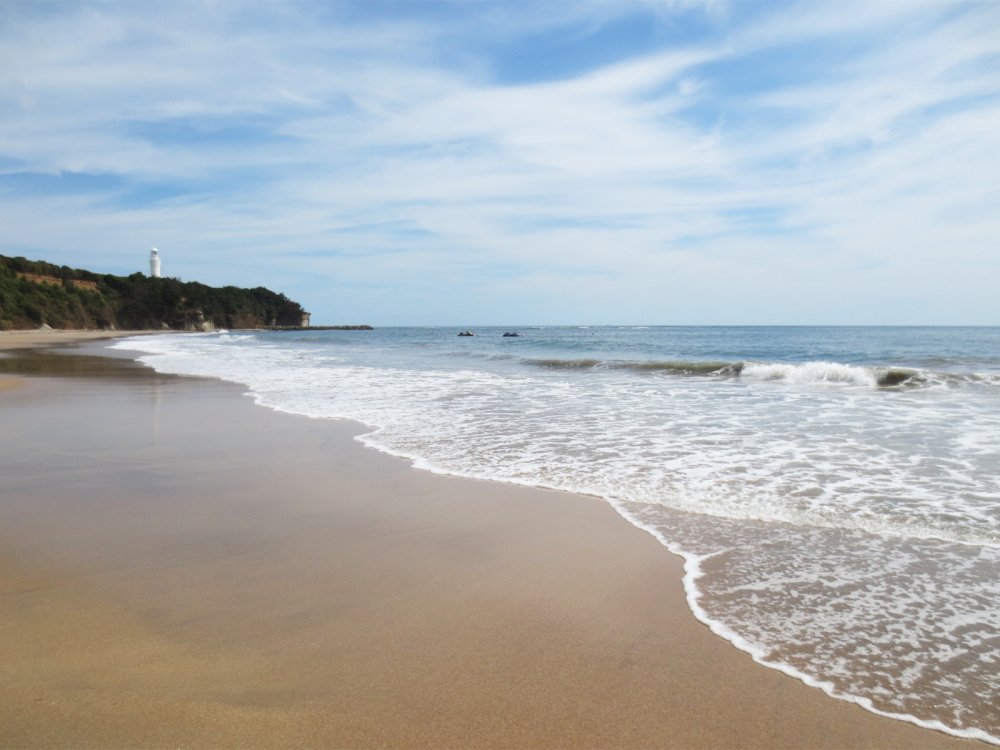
[1,0,998,325]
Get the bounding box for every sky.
[1,0,998,326]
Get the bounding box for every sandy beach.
[0,333,988,749]
[0,330,163,350]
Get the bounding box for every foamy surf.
[111,326,1000,744]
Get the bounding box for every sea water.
[112,326,1000,743]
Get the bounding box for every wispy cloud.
[0,0,997,323]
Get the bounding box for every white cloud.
[0,0,997,324]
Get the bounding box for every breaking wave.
[109,328,1000,744]
[520,357,998,389]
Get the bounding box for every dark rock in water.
[502,331,520,337]
[715,362,745,377]
[878,369,916,387]
[458,330,474,337]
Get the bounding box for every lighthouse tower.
[149,247,161,278]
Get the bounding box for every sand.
[0,340,988,749]
[0,329,166,350]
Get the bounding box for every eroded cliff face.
[184,310,216,332]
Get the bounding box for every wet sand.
[0,329,163,350]
[0,342,988,748]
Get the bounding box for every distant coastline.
[267,325,374,331]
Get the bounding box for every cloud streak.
[0,0,997,324]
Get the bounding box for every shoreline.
[0,329,169,350]
[0,336,990,748]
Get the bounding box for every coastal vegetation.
[0,254,308,331]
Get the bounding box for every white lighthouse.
[149,247,161,278]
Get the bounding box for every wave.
[445,350,518,362]
[521,357,999,389]
[109,331,1000,744]
[525,357,733,375]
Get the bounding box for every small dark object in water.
[502,331,520,337]
[878,369,916,387]
[458,330,474,337]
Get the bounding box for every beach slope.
[0,341,987,748]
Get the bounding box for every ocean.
[112,325,1000,743]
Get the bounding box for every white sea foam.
[741,360,879,386]
[111,332,1000,744]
